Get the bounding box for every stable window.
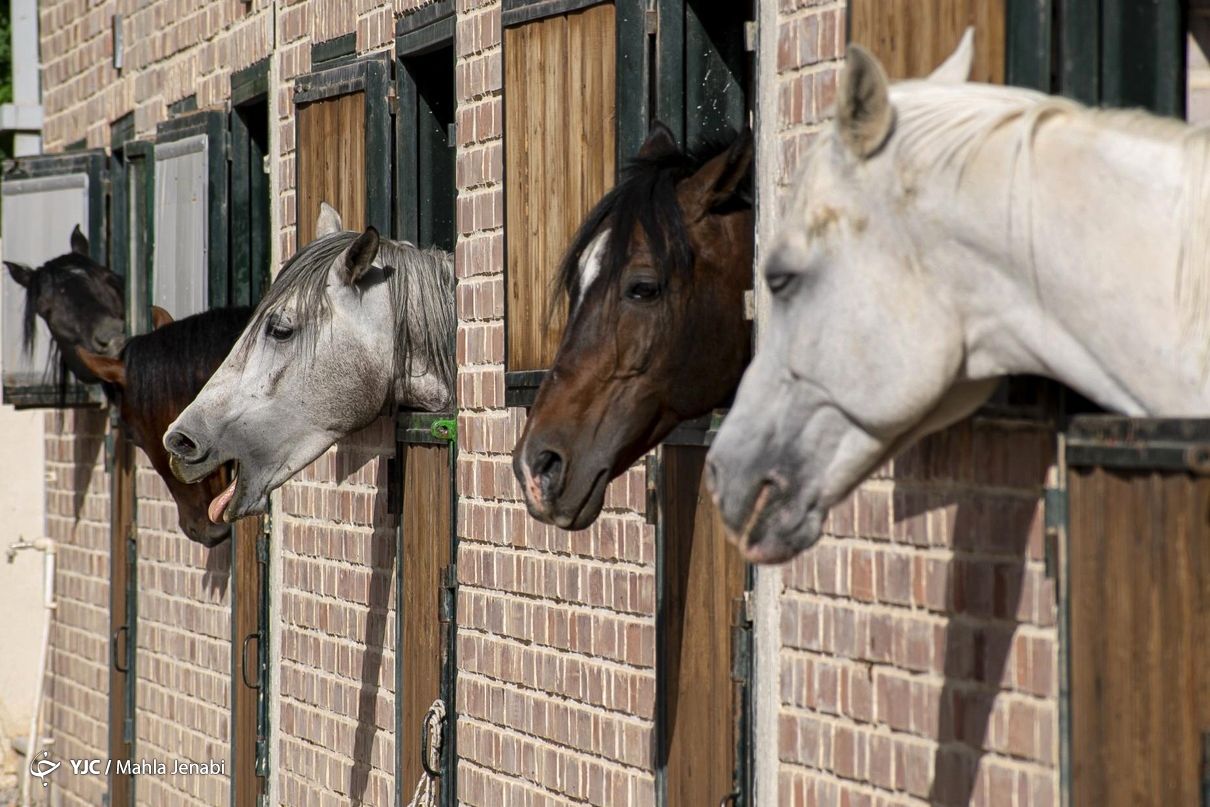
[1,151,109,407]
[502,0,648,402]
[1006,0,1185,116]
[294,54,392,244]
[152,111,230,319]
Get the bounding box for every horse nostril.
[166,429,204,462]
[530,448,566,497]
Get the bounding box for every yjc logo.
[29,750,61,787]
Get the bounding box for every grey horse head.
[162,202,455,524]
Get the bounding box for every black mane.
[554,134,751,317]
[120,306,253,410]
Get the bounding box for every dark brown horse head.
[514,124,754,530]
[78,305,253,547]
[5,225,126,384]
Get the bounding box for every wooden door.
[107,422,135,807]
[1066,418,1210,806]
[660,445,748,806]
[503,2,617,372]
[296,92,368,245]
[232,517,265,807]
[848,0,1006,84]
[398,440,454,801]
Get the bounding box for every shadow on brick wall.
[350,480,396,806]
[894,421,1053,805]
[203,538,231,597]
[68,410,107,521]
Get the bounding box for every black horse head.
[5,225,126,384]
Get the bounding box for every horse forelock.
[243,230,455,408]
[554,138,747,324]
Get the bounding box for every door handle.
[241,632,260,690]
[111,625,129,673]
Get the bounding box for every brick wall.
[769,4,1061,805]
[453,1,659,804]
[276,418,397,807]
[43,409,111,807]
[133,451,234,806]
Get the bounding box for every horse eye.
[625,280,661,301]
[265,318,294,341]
[767,272,797,296]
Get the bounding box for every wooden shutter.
[849,0,1007,84]
[1065,418,1210,806]
[396,425,456,804]
[294,57,392,248]
[504,2,617,372]
[659,445,748,806]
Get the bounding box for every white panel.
[152,135,209,319]
[1,173,90,390]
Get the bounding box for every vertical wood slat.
[849,0,1007,85]
[1068,467,1210,806]
[399,444,453,799]
[232,517,263,807]
[108,427,135,807]
[296,92,368,247]
[504,3,616,372]
[661,446,746,806]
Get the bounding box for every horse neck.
[921,114,1210,415]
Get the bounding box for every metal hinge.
[387,88,398,116]
[645,454,660,526]
[743,289,755,321]
[645,8,658,35]
[730,595,753,683]
[438,565,457,624]
[1043,486,1066,582]
[744,21,758,53]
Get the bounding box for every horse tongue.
[209,477,237,524]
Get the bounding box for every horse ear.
[339,227,381,286]
[151,306,174,330]
[638,121,680,160]
[838,45,894,159]
[76,348,126,387]
[70,224,90,256]
[316,202,343,238]
[929,27,975,84]
[680,130,753,218]
[5,261,33,288]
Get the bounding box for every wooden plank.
[399,444,453,798]
[504,3,616,371]
[296,92,367,246]
[107,426,134,807]
[661,446,746,806]
[1068,466,1210,806]
[232,517,262,807]
[849,0,1006,84]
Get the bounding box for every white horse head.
[163,203,454,523]
[708,35,1210,563]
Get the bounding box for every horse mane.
[554,136,752,319]
[120,306,253,412]
[888,80,1210,370]
[244,231,456,408]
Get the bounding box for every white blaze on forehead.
[574,228,611,309]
